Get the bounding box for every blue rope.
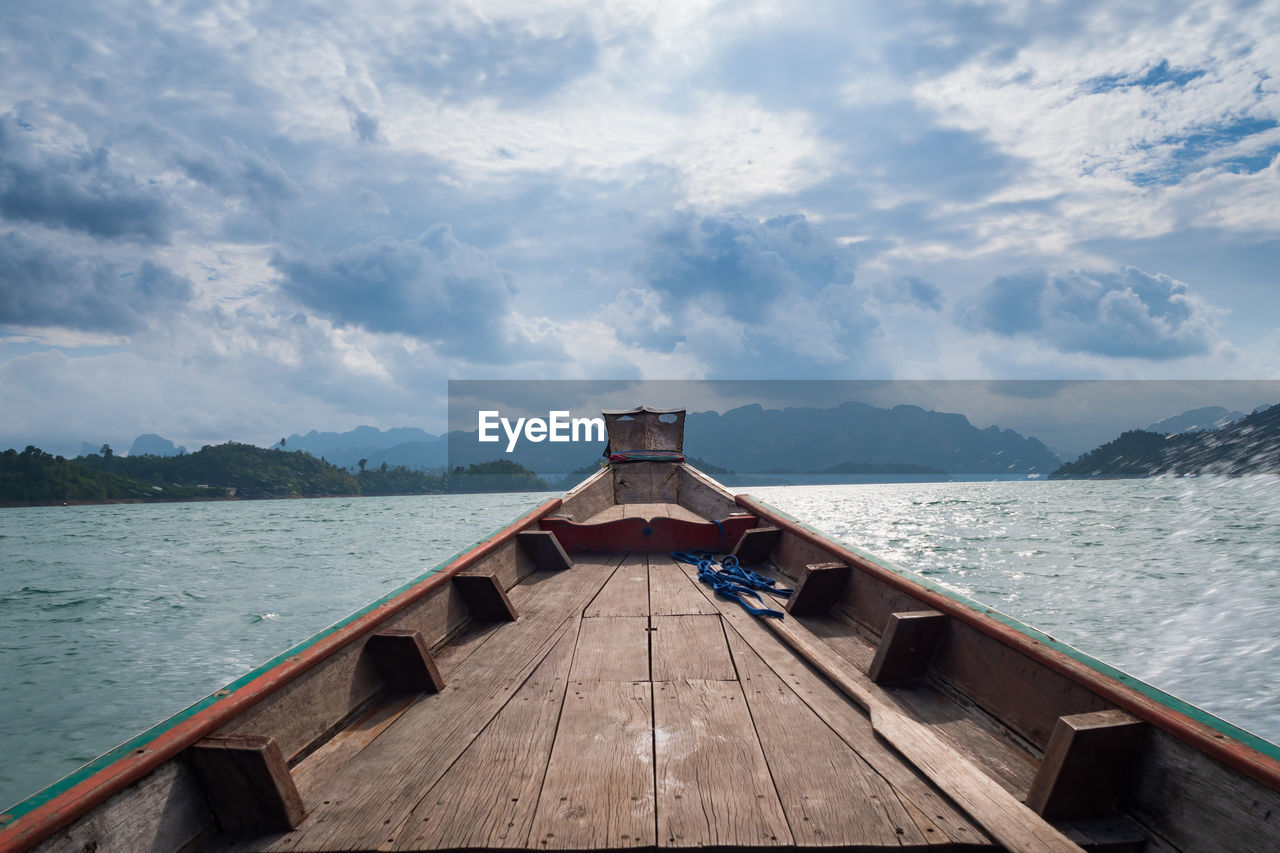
[671,551,794,619]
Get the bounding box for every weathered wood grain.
[785,561,851,617]
[583,503,705,524]
[528,681,655,849]
[289,693,418,804]
[250,556,619,852]
[557,465,613,521]
[614,461,679,504]
[570,616,650,682]
[653,678,793,848]
[809,614,1040,797]
[762,614,1084,853]
[649,555,718,616]
[730,525,782,566]
[28,760,210,853]
[725,628,928,847]
[454,572,519,621]
[675,465,740,520]
[868,610,947,684]
[932,619,1113,750]
[650,614,735,681]
[392,624,580,850]
[671,558,991,847]
[189,735,304,832]
[1129,728,1280,853]
[1027,710,1146,820]
[584,553,649,618]
[517,529,573,572]
[365,629,445,693]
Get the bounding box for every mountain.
[1052,402,1280,478]
[363,440,448,472]
[448,400,1062,479]
[276,426,440,469]
[681,402,1060,477]
[128,434,188,456]
[1145,406,1245,435]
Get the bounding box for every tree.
[100,444,114,459]
[280,437,287,449]
[358,458,368,474]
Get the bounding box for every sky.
[2,0,1279,457]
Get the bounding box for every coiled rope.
[670,551,794,619]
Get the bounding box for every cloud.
[383,19,599,105]
[0,231,193,333]
[964,265,1223,359]
[622,212,885,376]
[874,275,943,311]
[271,225,538,361]
[0,115,170,242]
[643,212,858,318]
[173,139,298,208]
[342,99,381,144]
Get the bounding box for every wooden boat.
[3,406,1279,853]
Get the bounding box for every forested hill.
[1,444,549,506]
[1050,403,1280,478]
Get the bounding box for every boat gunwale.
[735,491,1280,791]
[0,496,565,852]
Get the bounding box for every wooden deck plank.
[725,627,928,847]
[762,614,1083,853]
[670,559,992,847]
[649,555,718,616]
[570,616,650,682]
[812,616,1040,798]
[584,553,650,618]
[650,614,735,681]
[251,555,622,852]
[290,693,418,804]
[391,624,580,850]
[654,678,793,848]
[583,503,707,524]
[527,681,655,849]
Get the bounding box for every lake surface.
[2,478,1278,809]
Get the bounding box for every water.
[1,478,1278,809]
[751,478,1280,745]
[0,493,556,810]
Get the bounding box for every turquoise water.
[2,478,1278,809]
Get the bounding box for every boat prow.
[3,406,1278,852]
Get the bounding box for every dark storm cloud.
[0,115,170,242]
[0,231,192,332]
[272,225,516,357]
[964,265,1219,359]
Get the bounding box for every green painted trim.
[2,500,549,821]
[743,493,1280,763]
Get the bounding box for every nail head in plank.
[365,629,445,693]
[453,572,518,621]
[730,525,782,565]
[868,609,947,684]
[1026,710,1147,820]
[784,561,850,616]
[188,734,305,832]
[517,529,573,571]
